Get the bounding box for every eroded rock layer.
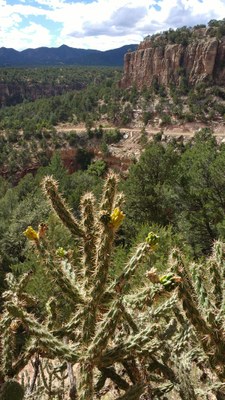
[120,34,225,89]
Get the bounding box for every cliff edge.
[120,24,225,89]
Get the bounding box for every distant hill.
[0,44,137,67]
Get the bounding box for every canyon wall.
[120,35,225,89]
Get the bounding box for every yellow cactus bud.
[110,207,125,230]
[56,247,67,257]
[145,232,159,250]
[159,273,182,290]
[23,226,39,241]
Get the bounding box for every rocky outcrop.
[120,34,225,89]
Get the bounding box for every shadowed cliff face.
[120,35,225,89]
[0,82,85,107]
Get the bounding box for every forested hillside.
[0,44,137,67]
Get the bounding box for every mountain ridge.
[0,44,137,67]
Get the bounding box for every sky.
[0,0,225,51]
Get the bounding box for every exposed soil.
[56,121,225,162]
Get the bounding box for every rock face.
[120,34,225,89]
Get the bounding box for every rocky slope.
[120,27,225,89]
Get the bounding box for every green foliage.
[122,131,225,256]
[87,159,107,177]
[142,111,153,126]
[124,142,179,232]
[103,128,122,144]
[0,379,24,400]
[176,130,225,254]
[76,147,94,170]
[144,19,225,47]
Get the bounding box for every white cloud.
[0,22,53,49]
[0,0,225,51]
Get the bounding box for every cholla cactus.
[0,173,172,399]
[168,244,225,382]
[1,172,225,400]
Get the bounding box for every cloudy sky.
[1,0,225,51]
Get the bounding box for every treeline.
[0,66,117,85]
[144,18,225,46]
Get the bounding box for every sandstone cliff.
[120,30,225,90]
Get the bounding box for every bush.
[103,128,122,144]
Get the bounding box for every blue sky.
[0,0,225,51]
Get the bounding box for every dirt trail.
[56,122,225,160]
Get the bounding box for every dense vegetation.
[0,66,122,107]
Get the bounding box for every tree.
[176,130,225,255]
[124,142,179,237]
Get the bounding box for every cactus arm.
[119,303,139,334]
[110,242,150,296]
[90,216,114,307]
[124,285,165,310]
[90,172,119,305]
[191,263,214,322]
[208,256,223,310]
[1,312,14,378]
[99,367,130,391]
[171,252,225,380]
[80,193,97,289]
[37,244,85,306]
[53,309,84,338]
[99,172,118,215]
[99,338,160,369]
[87,300,122,363]
[11,340,38,377]
[78,361,93,400]
[42,176,84,238]
[151,383,175,398]
[150,292,178,318]
[6,303,79,363]
[122,360,142,385]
